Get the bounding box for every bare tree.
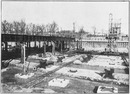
[8,23,14,34]
[25,24,32,35]
[35,25,45,35]
[27,23,36,35]
[40,24,46,35]
[45,24,50,32]
[2,20,9,34]
[2,21,14,34]
[2,20,59,36]
[19,20,26,35]
[92,26,96,35]
[48,21,59,35]
[13,21,20,34]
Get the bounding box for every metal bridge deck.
[2,34,75,42]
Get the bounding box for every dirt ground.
[1,53,129,93]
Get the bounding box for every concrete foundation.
[48,78,69,87]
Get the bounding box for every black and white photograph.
[1,1,129,93]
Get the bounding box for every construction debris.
[13,87,33,93]
[1,67,9,73]
[112,73,129,85]
[2,52,129,93]
[56,67,102,81]
[73,60,82,65]
[42,88,55,93]
[38,65,59,72]
[86,55,127,69]
[15,73,34,79]
[69,69,77,73]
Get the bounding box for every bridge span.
[1,34,75,60]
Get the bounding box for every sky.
[2,2,129,34]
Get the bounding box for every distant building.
[80,33,129,53]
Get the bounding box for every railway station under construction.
[1,34,129,93]
[1,10,129,93]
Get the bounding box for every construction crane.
[106,13,121,54]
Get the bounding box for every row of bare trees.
[2,20,59,35]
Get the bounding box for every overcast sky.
[2,2,129,34]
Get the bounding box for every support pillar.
[61,41,62,52]
[62,41,65,50]
[69,41,71,50]
[64,41,66,49]
[4,42,8,52]
[21,43,26,74]
[34,41,36,47]
[58,41,60,51]
[65,41,67,49]
[28,42,31,56]
[77,40,78,50]
[39,41,41,48]
[43,41,46,54]
[52,41,55,55]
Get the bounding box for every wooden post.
[52,41,55,55]
[4,42,8,52]
[28,42,30,55]
[61,41,62,52]
[66,41,68,49]
[77,40,78,50]
[69,41,71,50]
[58,41,60,51]
[21,43,26,74]
[66,41,67,49]
[65,41,67,49]
[34,41,36,48]
[63,41,65,50]
[43,41,46,54]
[39,41,41,48]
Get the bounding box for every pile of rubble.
[112,73,129,85]
[38,65,59,72]
[1,67,9,73]
[56,67,102,81]
[62,54,85,63]
[65,54,89,65]
[15,73,34,79]
[118,48,128,53]
[56,67,129,85]
[13,87,56,93]
[9,53,89,72]
[86,55,127,69]
[28,52,58,63]
[14,72,35,84]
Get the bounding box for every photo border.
[0,0,129,94]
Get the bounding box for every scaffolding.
[106,13,121,53]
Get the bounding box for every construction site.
[1,12,129,93]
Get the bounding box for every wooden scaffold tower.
[106,13,121,53]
